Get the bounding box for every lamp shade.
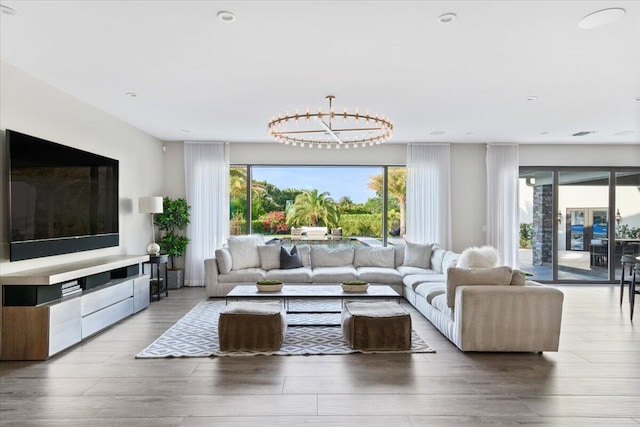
[139,196,164,214]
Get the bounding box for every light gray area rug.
[136,300,435,358]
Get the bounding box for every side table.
[145,254,169,302]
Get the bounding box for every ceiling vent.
[572,131,596,137]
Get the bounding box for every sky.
[252,166,381,204]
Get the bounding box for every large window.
[229,165,406,245]
[519,167,640,283]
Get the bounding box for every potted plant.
[155,197,191,289]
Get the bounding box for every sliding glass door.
[519,167,640,283]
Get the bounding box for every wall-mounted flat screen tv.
[7,130,119,261]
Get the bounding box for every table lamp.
[139,196,164,255]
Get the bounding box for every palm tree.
[368,168,406,235]
[288,189,339,228]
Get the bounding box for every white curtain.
[486,144,519,268]
[406,144,451,248]
[183,142,229,287]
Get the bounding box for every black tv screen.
[7,130,119,261]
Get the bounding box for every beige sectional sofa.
[204,235,564,352]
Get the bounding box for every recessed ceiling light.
[635,97,640,101]
[578,8,625,29]
[0,4,17,15]
[125,92,137,98]
[438,13,457,24]
[181,129,190,133]
[614,130,634,136]
[526,96,538,101]
[430,131,446,136]
[217,11,236,23]
[541,131,549,135]
[465,131,474,135]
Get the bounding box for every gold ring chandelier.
[267,95,393,148]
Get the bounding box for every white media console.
[1,255,150,360]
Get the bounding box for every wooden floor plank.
[1,285,639,425]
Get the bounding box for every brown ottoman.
[218,301,287,351]
[341,301,411,351]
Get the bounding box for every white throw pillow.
[430,246,446,273]
[227,235,264,270]
[403,241,432,269]
[215,248,232,274]
[354,247,395,268]
[457,246,500,268]
[257,245,281,271]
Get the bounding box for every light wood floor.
[1,285,639,426]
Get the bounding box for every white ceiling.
[1,1,639,145]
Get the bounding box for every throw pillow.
[215,248,232,274]
[280,245,303,269]
[403,241,432,269]
[353,247,395,268]
[430,246,446,273]
[227,235,264,270]
[446,266,514,309]
[510,269,527,286]
[257,245,281,271]
[457,246,500,268]
[297,245,311,267]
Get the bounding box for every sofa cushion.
[430,246,446,274]
[396,265,433,276]
[311,246,355,267]
[403,241,433,269]
[403,273,444,290]
[280,245,304,269]
[265,267,312,283]
[415,282,446,304]
[354,246,394,268]
[215,248,233,274]
[356,267,403,285]
[510,269,528,286]
[297,245,311,267]
[394,244,405,267]
[258,245,281,271]
[457,246,500,268]
[442,251,459,272]
[218,268,265,283]
[431,294,453,320]
[311,266,358,283]
[446,266,514,309]
[228,235,264,270]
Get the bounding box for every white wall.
[0,61,164,275]
[519,144,640,167]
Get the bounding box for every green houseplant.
[155,197,191,288]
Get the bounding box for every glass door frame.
[520,166,636,284]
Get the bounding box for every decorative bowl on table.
[341,280,369,293]
[256,280,284,292]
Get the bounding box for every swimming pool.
[266,237,369,248]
